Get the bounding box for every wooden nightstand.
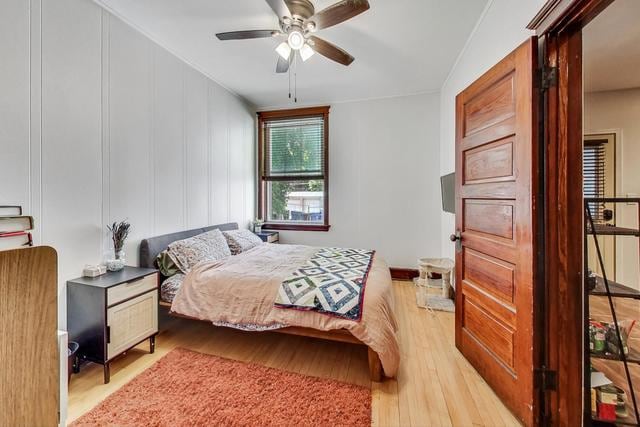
[67,266,159,383]
[255,231,279,243]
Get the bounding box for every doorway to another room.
[583,1,640,423]
[526,0,640,424]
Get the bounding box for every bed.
[139,223,399,381]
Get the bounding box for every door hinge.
[540,66,558,91]
[535,367,557,391]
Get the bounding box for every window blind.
[583,141,605,222]
[263,116,325,178]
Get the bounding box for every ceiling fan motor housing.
[285,0,315,21]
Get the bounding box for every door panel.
[464,72,516,136]
[464,248,515,303]
[462,280,517,328]
[462,297,515,368]
[455,38,537,426]
[464,199,515,239]
[464,137,515,183]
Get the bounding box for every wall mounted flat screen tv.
[440,173,455,214]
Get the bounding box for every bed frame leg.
[367,347,383,382]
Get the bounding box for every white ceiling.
[96,0,488,109]
[584,0,640,93]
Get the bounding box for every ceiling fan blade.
[265,0,292,21]
[276,55,292,73]
[309,36,354,66]
[216,30,279,41]
[308,0,370,30]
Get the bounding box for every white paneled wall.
[0,0,255,328]
[276,93,442,268]
[107,15,155,267]
[0,1,30,211]
[41,0,104,290]
[153,46,187,236]
[185,67,210,230]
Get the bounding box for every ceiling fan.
[216,0,370,73]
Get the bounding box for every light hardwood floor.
[68,280,520,426]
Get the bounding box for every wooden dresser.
[67,267,159,383]
[0,246,59,426]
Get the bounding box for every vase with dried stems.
[106,220,131,271]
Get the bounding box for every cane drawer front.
[107,291,158,360]
[107,273,157,306]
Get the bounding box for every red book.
[597,402,617,421]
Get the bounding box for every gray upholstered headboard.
[139,222,239,269]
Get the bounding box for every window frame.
[257,106,330,232]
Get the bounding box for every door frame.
[528,0,615,425]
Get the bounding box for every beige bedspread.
[171,243,400,377]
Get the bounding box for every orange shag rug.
[72,347,371,427]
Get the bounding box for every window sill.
[262,223,331,232]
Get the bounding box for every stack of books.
[0,206,34,250]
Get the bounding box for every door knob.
[450,231,462,252]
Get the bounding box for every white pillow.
[223,229,264,255]
[167,229,231,273]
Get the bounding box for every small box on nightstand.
[255,231,279,243]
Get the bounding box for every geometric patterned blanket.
[274,247,375,321]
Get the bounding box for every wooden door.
[454,38,538,426]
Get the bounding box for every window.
[583,140,606,222]
[258,106,330,231]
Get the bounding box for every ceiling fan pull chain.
[294,53,298,103]
[288,65,291,99]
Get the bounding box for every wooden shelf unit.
[590,276,640,299]
[588,224,640,237]
[591,347,640,365]
[585,197,640,425]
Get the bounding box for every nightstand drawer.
[107,291,158,360]
[107,273,157,306]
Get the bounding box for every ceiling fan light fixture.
[300,43,315,61]
[276,42,291,60]
[287,30,305,50]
